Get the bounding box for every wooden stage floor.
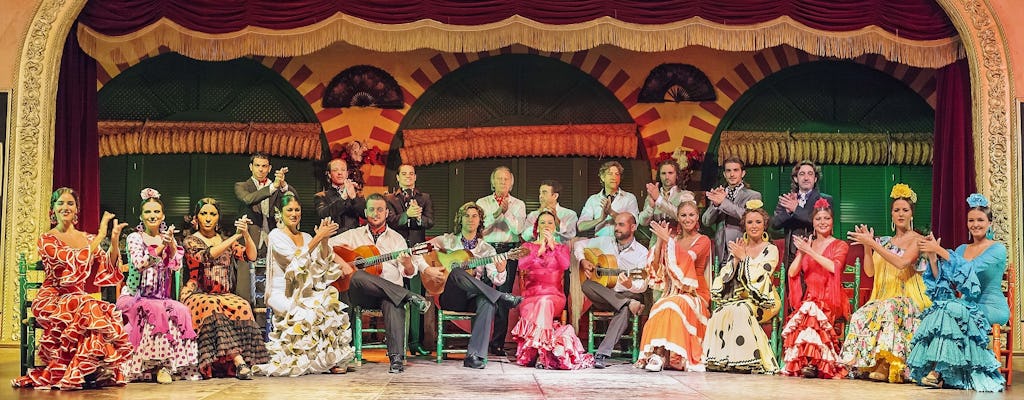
[2,348,1021,399]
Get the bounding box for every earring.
[135,221,145,232]
[72,215,78,225]
[159,221,168,233]
[986,226,995,240]
[909,217,914,231]
[762,232,769,242]
[742,232,749,242]
[891,220,896,232]
[49,211,56,225]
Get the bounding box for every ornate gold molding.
[718,131,933,166]
[2,0,88,342]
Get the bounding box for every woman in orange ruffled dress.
[13,188,133,390]
[511,210,593,370]
[781,198,850,379]
[635,201,711,372]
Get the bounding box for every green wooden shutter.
[413,163,453,237]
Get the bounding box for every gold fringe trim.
[78,14,963,69]
[98,120,322,159]
[400,123,637,166]
[718,131,932,166]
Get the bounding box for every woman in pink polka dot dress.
[116,188,199,383]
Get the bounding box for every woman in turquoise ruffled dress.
[908,193,1007,392]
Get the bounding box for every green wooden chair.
[434,306,477,364]
[838,257,862,337]
[586,309,640,362]
[352,305,410,365]
[769,262,788,366]
[18,253,44,376]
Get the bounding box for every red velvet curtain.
[54,23,100,231]
[930,58,975,249]
[79,0,955,39]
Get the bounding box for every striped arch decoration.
[382,45,674,168]
[690,45,939,155]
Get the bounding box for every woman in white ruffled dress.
[255,193,355,376]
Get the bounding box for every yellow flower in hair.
[890,183,918,204]
[745,199,764,210]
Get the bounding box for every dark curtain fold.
[931,58,975,249]
[79,0,955,40]
[54,23,100,231]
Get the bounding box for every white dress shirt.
[328,225,430,286]
[476,194,527,243]
[428,233,507,286]
[638,186,695,226]
[573,235,649,293]
[521,205,579,243]
[578,189,640,237]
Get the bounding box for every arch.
[387,53,638,169]
[1,0,1018,346]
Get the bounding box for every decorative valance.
[399,123,637,166]
[98,120,322,159]
[718,131,932,166]
[78,0,962,68]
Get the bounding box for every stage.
[2,348,1019,399]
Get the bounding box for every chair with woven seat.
[353,305,410,365]
[837,256,863,337]
[435,306,477,364]
[991,262,1015,387]
[587,309,640,362]
[248,259,271,341]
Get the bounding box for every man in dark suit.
[770,160,833,265]
[702,157,762,266]
[384,164,434,246]
[314,158,365,234]
[234,153,294,256]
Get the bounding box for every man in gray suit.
[234,153,295,256]
[702,157,762,268]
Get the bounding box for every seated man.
[329,193,431,373]
[574,213,649,368]
[421,202,522,369]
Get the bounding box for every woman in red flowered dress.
[781,198,850,379]
[12,188,133,390]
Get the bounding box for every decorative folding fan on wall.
[638,63,716,103]
[323,65,404,108]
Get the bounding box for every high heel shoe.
[155,367,172,384]
[235,363,253,380]
[921,372,943,388]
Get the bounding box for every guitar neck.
[456,252,510,270]
[595,267,621,276]
[353,249,410,269]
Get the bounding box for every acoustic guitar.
[330,242,434,292]
[582,248,646,289]
[420,247,529,295]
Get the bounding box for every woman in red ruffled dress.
[781,198,850,379]
[13,188,133,390]
[512,210,594,369]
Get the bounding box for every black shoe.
[463,355,486,369]
[593,354,609,369]
[407,294,431,315]
[388,355,405,374]
[489,346,507,357]
[498,293,523,308]
[801,364,818,379]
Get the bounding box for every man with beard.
[578,161,639,237]
[329,193,432,373]
[702,157,762,266]
[575,213,649,368]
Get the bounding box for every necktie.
[798,193,806,208]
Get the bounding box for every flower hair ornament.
[745,199,764,210]
[813,198,831,209]
[966,193,989,208]
[889,183,918,204]
[140,188,161,201]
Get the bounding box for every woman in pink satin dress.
[511,210,594,370]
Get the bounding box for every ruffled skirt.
[781,300,847,379]
[116,296,198,380]
[839,296,920,382]
[635,293,708,371]
[256,287,354,377]
[906,299,1005,392]
[184,292,269,378]
[512,317,593,370]
[703,300,779,374]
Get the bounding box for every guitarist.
[423,202,523,369]
[328,193,432,373]
[574,213,649,368]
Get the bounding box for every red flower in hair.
[813,198,831,209]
